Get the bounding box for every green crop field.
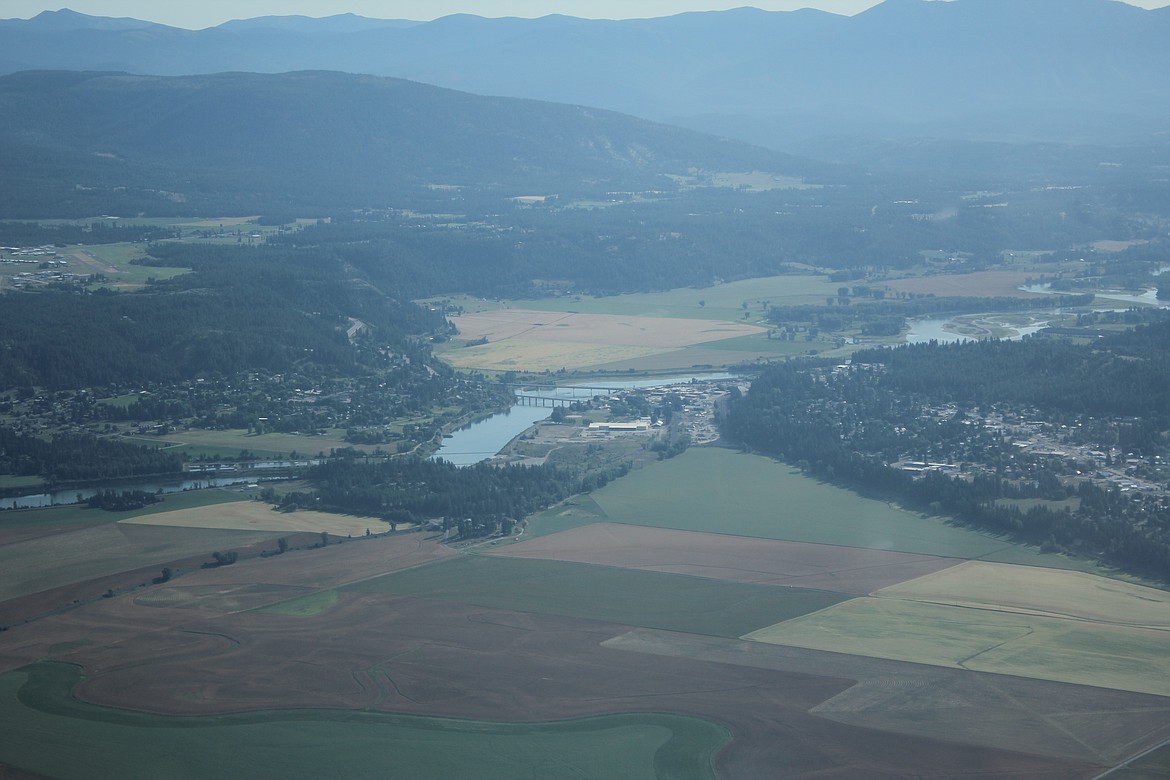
[345,554,847,638]
[0,662,728,780]
[528,448,1107,572]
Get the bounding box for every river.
[0,475,268,511]
[0,458,317,510]
[2,374,735,506]
[431,374,738,466]
[905,316,1051,345]
[1019,280,1169,309]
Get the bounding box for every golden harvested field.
[875,560,1170,628]
[443,309,765,371]
[746,561,1170,696]
[120,501,392,536]
[442,340,663,372]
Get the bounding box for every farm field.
[2,447,1169,777]
[130,427,377,459]
[884,269,1046,298]
[1109,743,1170,779]
[0,559,1127,779]
[0,521,276,603]
[745,595,1170,696]
[0,488,255,550]
[876,560,1170,628]
[433,273,845,321]
[0,663,724,780]
[527,447,1111,572]
[440,309,767,372]
[492,522,961,594]
[344,554,848,638]
[120,499,392,536]
[604,627,1170,767]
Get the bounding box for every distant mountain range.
[0,69,807,217]
[2,0,1168,150]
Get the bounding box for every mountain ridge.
[3,0,1167,148]
[0,68,815,217]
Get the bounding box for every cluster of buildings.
[2,247,86,289]
[904,403,1167,498]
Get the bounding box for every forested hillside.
[0,242,444,390]
[0,70,807,217]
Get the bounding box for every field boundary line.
[1093,738,1170,779]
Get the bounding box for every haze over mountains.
[0,69,811,216]
[3,0,1169,151]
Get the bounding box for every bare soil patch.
[18,592,1106,778]
[492,523,960,595]
[0,525,1156,777]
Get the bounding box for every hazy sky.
[5,1,1167,29]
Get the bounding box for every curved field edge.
[5,662,729,780]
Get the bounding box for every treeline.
[281,455,630,539]
[257,171,1145,296]
[85,489,161,511]
[0,427,182,483]
[851,321,1170,423]
[766,294,1099,341]
[0,221,177,247]
[725,327,1170,579]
